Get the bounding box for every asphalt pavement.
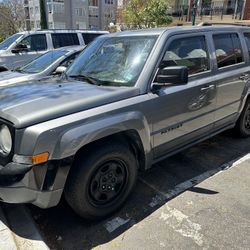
[1,131,250,250]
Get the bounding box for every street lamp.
[192,0,199,26]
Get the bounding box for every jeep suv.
[0,26,250,220]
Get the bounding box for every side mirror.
[11,44,28,54]
[53,66,67,75]
[153,66,188,90]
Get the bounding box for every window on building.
[89,0,98,6]
[213,33,243,68]
[52,33,80,48]
[105,0,114,4]
[76,21,87,29]
[54,22,66,29]
[75,8,86,17]
[161,36,209,75]
[53,2,65,14]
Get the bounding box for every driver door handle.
[201,85,215,92]
[239,74,250,80]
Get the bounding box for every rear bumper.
[0,157,72,208]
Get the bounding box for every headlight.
[0,125,12,156]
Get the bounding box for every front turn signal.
[32,152,49,165]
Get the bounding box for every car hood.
[0,79,140,128]
[0,71,32,86]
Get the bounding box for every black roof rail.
[197,22,250,27]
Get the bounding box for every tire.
[235,98,250,137]
[64,141,138,220]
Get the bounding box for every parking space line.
[139,152,250,208]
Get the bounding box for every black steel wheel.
[88,159,128,206]
[235,98,250,137]
[65,141,138,220]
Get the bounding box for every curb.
[1,204,49,250]
[0,206,17,250]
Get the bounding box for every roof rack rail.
[197,22,250,27]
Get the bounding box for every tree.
[123,0,172,28]
[0,0,25,38]
[39,0,48,29]
[0,4,19,37]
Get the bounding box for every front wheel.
[235,98,250,137]
[64,142,138,220]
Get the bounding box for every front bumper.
[0,158,72,208]
[0,162,32,176]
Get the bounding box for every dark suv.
[0,25,250,220]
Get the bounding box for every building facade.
[24,0,117,30]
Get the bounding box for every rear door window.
[213,33,243,68]
[82,33,103,44]
[161,35,209,75]
[52,33,80,48]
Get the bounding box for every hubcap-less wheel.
[64,142,137,220]
[88,159,128,206]
[244,105,250,131]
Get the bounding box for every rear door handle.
[239,74,250,80]
[201,85,215,92]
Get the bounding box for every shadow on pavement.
[6,133,250,250]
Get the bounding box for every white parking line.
[104,217,130,233]
[141,152,250,208]
[159,206,207,248]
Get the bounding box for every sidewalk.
[0,204,49,250]
[96,155,250,250]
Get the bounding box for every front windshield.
[0,33,23,50]
[67,36,157,86]
[18,50,68,74]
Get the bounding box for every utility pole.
[233,0,239,19]
[39,0,48,29]
[192,0,199,25]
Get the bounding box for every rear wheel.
[235,98,250,137]
[64,142,138,220]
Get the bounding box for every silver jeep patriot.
[0,25,250,220]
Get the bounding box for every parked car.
[0,46,84,87]
[1,25,250,220]
[0,30,108,70]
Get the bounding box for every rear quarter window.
[82,33,103,45]
[244,33,250,57]
[52,33,80,48]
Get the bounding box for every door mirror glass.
[11,44,28,54]
[154,66,188,88]
[54,66,67,75]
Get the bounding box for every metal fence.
[171,0,245,22]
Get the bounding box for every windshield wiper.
[69,74,102,86]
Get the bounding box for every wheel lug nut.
[102,185,106,190]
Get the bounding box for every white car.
[0,30,107,70]
[0,46,84,87]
